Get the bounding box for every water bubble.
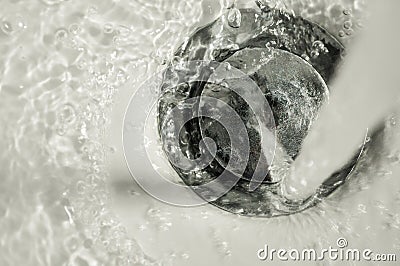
[87,5,98,16]
[116,25,131,37]
[65,236,80,253]
[345,28,354,36]
[76,181,86,194]
[69,23,81,35]
[1,20,13,35]
[56,125,67,136]
[312,40,324,50]
[58,103,76,124]
[55,28,68,41]
[310,50,319,59]
[1,15,27,35]
[343,9,352,16]
[103,23,114,34]
[311,40,328,56]
[227,7,242,28]
[343,20,352,30]
[338,30,345,37]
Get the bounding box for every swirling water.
[1,0,399,266]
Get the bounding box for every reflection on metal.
[157,7,371,217]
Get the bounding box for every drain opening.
[158,7,368,217]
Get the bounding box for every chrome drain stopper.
[158,7,367,217]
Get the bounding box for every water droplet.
[227,8,242,28]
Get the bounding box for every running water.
[2,0,400,266]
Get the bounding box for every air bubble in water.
[76,181,86,194]
[58,104,76,124]
[1,21,13,35]
[55,28,68,41]
[311,40,328,57]
[2,15,28,35]
[343,9,352,16]
[87,5,98,16]
[56,125,67,136]
[103,23,114,34]
[310,50,319,59]
[343,20,352,30]
[69,23,81,35]
[65,236,80,253]
[227,7,242,28]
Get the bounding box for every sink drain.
[157,7,367,217]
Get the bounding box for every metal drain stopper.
[158,7,366,217]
